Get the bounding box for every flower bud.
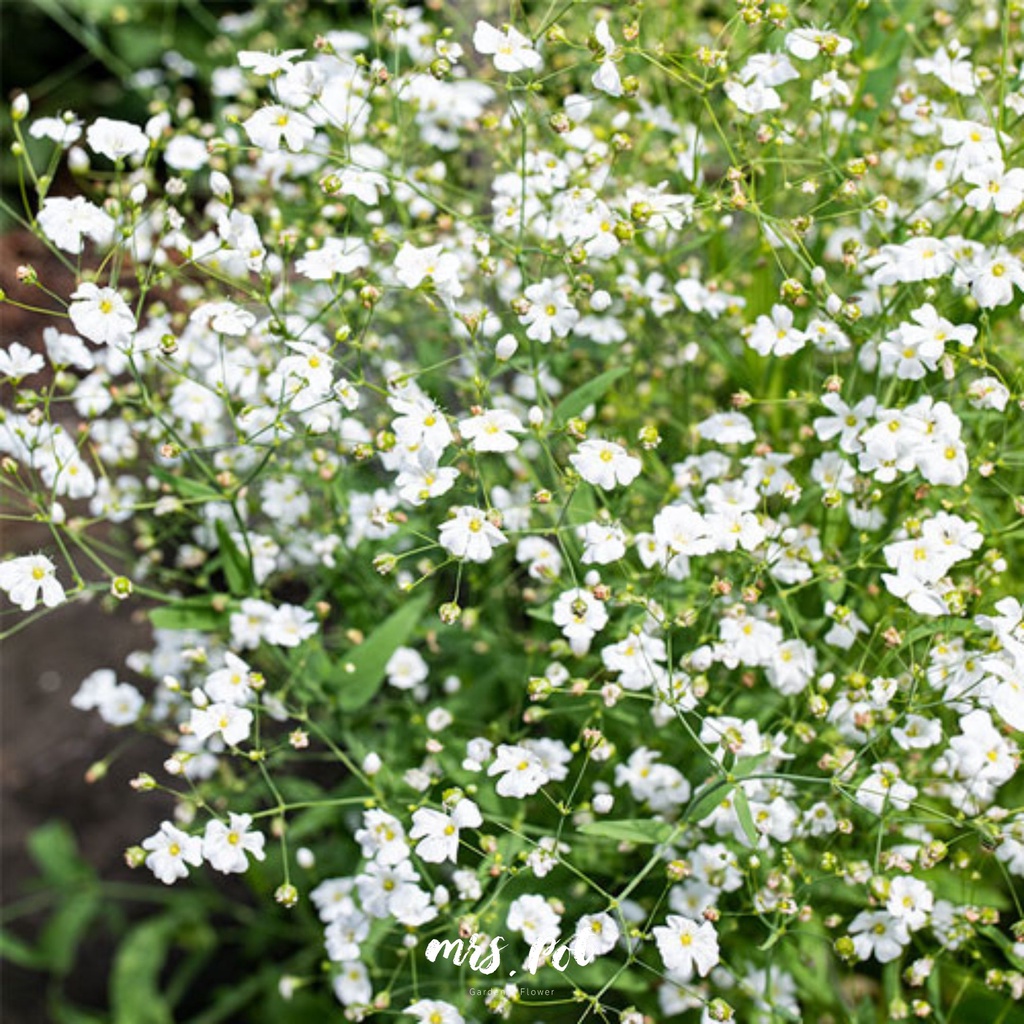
[495,334,518,361]
[275,883,300,908]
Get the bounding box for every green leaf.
[110,918,177,1024]
[215,520,253,597]
[335,593,431,711]
[27,821,89,885]
[978,926,1024,971]
[684,776,734,824]
[0,928,44,969]
[734,788,759,847]
[733,753,770,779]
[149,464,223,504]
[40,891,101,976]
[149,595,231,632]
[553,366,628,426]
[578,818,676,845]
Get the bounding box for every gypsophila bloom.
[202,813,267,873]
[190,701,254,747]
[653,915,720,978]
[409,798,482,863]
[0,342,45,379]
[570,440,642,490]
[68,284,137,348]
[488,744,549,798]
[86,116,148,161]
[473,21,541,74]
[243,104,316,152]
[0,555,66,611]
[438,506,507,562]
[141,822,203,885]
[405,999,465,1024]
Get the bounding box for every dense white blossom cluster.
[2,1,1022,1020]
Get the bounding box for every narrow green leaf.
[111,919,177,1024]
[578,818,676,845]
[0,928,45,969]
[214,520,253,597]
[149,464,223,503]
[734,788,759,847]
[684,776,733,825]
[733,753,770,779]
[553,366,628,425]
[335,594,431,711]
[149,595,231,632]
[979,925,1024,971]
[757,925,787,952]
[40,891,101,976]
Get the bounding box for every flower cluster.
[2,1,1022,1021]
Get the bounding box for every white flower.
[967,376,1010,411]
[570,439,641,490]
[405,999,464,1024]
[488,743,549,798]
[238,49,305,76]
[438,506,508,562]
[164,135,208,171]
[519,279,578,342]
[190,301,257,337]
[0,342,45,379]
[243,105,316,152]
[886,877,933,931]
[969,254,1024,308]
[0,554,66,611]
[458,408,525,453]
[508,893,561,946]
[409,799,482,863]
[263,603,318,647]
[786,26,853,61]
[296,237,370,280]
[652,915,720,978]
[142,822,203,885]
[205,652,255,705]
[393,242,464,299]
[964,162,1024,213]
[696,411,756,445]
[71,668,118,711]
[190,701,254,747]
[578,520,627,564]
[86,117,149,161]
[385,646,428,690]
[97,682,144,726]
[724,80,781,115]
[354,810,409,866]
[202,813,266,873]
[746,305,807,356]
[575,912,620,959]
[37,196,114,254]
[592,22,622,97]
[849,910,910,963]
[855,762,918,815]
[394,452,459,506]
[473,21,541,74]
[30,115,82,147]
[552,587,608,654]
[68,283,137,348]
